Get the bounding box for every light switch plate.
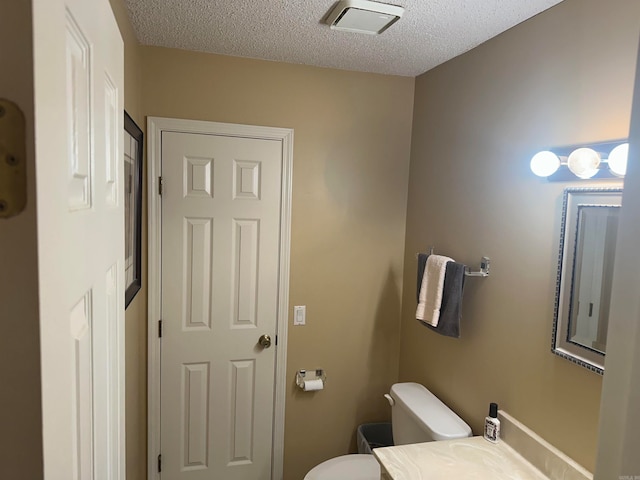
[293,306,306,326]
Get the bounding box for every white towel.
[416,254,453,327]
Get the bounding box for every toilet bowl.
[304,454,380,480]
[303,382,472,480]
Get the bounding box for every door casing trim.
[147,116,293,480]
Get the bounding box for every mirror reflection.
[552,188,623,374]
[568,205,620,354]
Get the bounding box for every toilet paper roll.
[303,379,324,391]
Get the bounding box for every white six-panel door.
[160,131,284,480]
[32,0,125,479]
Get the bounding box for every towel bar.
[415,249,490,278]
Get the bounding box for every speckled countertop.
[373,436,549,480]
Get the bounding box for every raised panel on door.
[232,219,260,328]
[104,76,118,207]
[185,156,214,198]
[65,11,92,210]
[183,217,213,330]
[181,362,210,471]
[69,291,94,479]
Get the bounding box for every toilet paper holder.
[296,369,326,390]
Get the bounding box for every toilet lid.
[304,454,380,480]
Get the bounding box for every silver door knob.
[258,334,272,348]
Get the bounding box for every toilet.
[303,382,472,480]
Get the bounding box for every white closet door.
[160,131,283,480]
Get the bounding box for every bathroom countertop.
[373,436,549,480]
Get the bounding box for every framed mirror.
[552,187,622,374]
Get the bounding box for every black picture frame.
[124,111,143,308]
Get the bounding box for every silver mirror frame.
[551,187,623,374]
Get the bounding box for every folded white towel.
[416,254,453,327]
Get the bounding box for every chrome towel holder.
[416,247,490,278]
[464,256,490,277]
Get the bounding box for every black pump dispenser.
[489,402,498,418]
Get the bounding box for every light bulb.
[567,148,600,179]
[530,151,561,177]
[608,143,628,177]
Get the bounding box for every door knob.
[258,334,272,348]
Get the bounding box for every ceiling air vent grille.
[325,0,404,35]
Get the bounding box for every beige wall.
[110,0,142,124]
[400,0,640,472]
[140,47,415,479]
[108,1,147,479]
[0,0,42,478]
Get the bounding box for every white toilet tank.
[389,382,472,445]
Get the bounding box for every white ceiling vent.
[325,0,404,35]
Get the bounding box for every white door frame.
[147,117,293,480]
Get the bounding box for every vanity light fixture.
[530,151,561,177]
[608,143,629,176]
[530,140,629,180]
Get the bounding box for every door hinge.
[158,320,163,338]
[157,454,162,473]
[0,99,27,218]
[158,176,164,195]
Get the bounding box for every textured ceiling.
[124,0,563,77]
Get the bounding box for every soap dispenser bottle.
[484,402,500,443]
